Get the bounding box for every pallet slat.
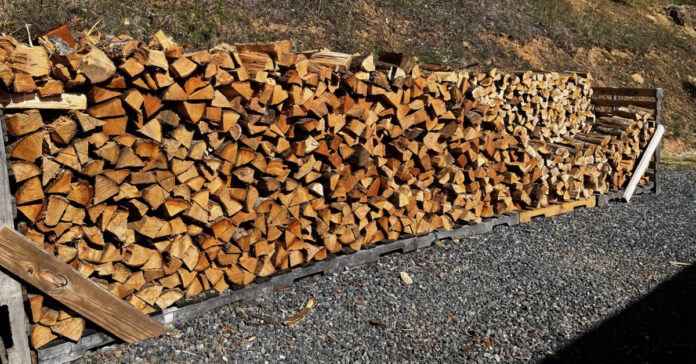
[592,87,657,98]
[519,197,596,223]
[594,110,654,119]
[590,98,657,109]
[0,93,87,110]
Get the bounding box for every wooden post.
[0,274,30,364]
[653,88,663,194]
[0,111,31,364]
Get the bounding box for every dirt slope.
[2,0,695,149]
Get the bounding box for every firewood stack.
[0,30,654,348]
[587,105,657,188]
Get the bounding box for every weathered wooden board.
[0,112,31,364]
[0,273,31,364]
[653,88,663,194]
[591,87,657,97]
[0,226,164,343]
[0,93,87,110]
[519,197,596,223]
[590,98,657,109]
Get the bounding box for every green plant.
[420,54,443,64]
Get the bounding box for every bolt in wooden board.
[0,226,164,343]
[519,197,596,224]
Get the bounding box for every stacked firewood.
[588,105,657,188]
[0,30,653,348]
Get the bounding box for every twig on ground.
[25,24,31,46]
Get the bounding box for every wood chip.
[282,296,315,327]
[400,271,413,284]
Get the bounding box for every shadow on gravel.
[544,264,696,363]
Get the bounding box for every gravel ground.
[79,168,696,363]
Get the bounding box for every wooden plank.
[0,274,31,364]
[0,336,5,364]
[37,331,113,364]
[0,93,87,110]
[0,112,31,364]
[594,110,655,119]
[0,226,164,343]
[590,98,657,109]
[624,124,664,203]
[519,197,596,224]
[592,87,656,98]
[0,117,16,225]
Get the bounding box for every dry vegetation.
[1,0,695,150]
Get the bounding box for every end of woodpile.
[0,26,655,348]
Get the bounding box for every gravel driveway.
[79,168,696,363]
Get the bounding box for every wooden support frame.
[654,88,663,194]
[591,87,663,194]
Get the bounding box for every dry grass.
[661,154,696,168]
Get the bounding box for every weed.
[420,54,443,64]
[525,0,692,53]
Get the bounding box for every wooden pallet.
[595,184,653,207]
[519,197,596,224]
